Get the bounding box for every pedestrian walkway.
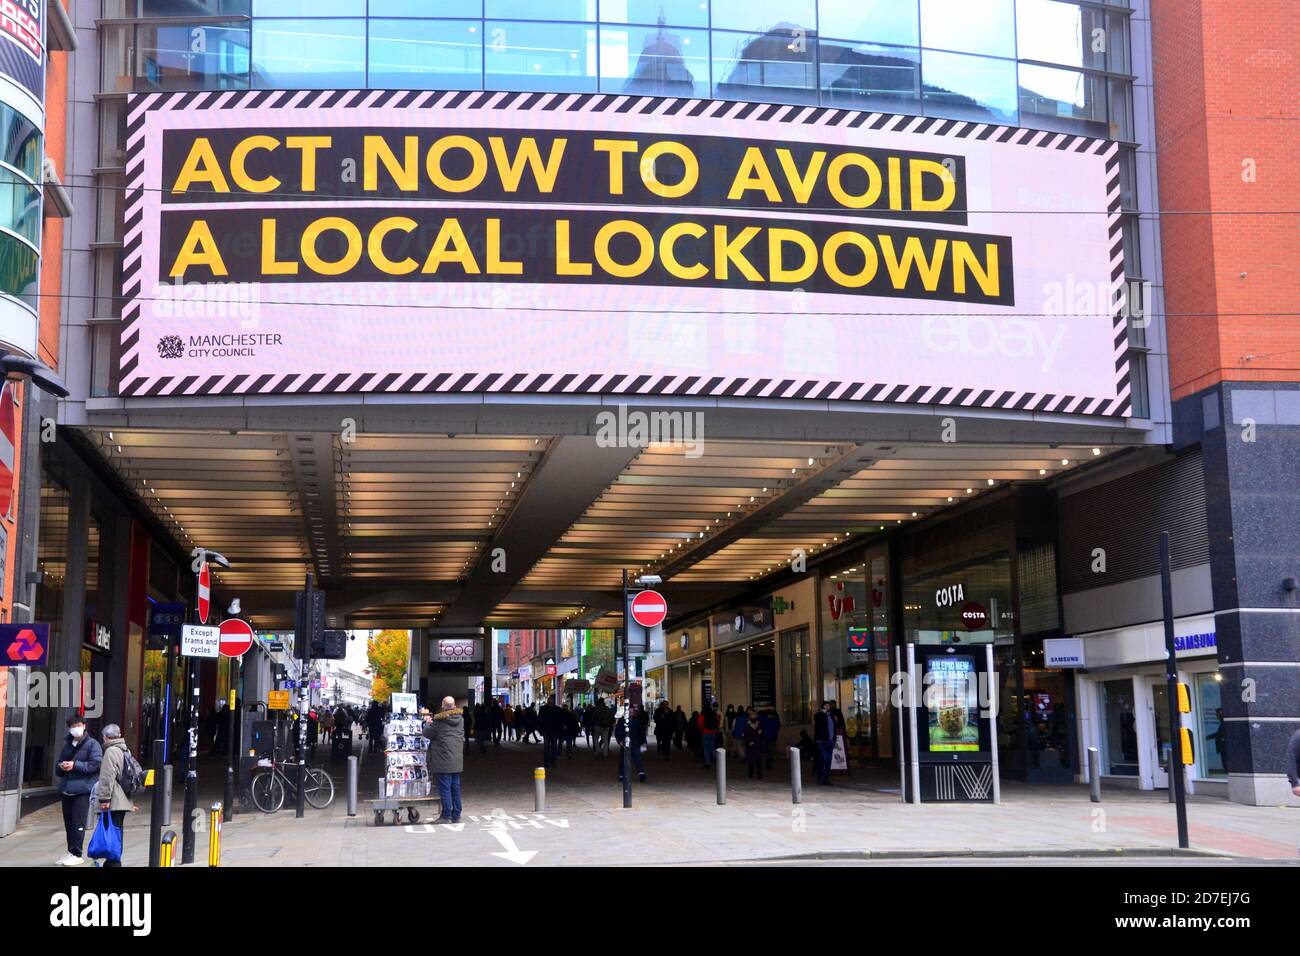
[1,736,1296,866]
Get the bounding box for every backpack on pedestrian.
[118,748,147,797]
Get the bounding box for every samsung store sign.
[1052,618,1219,670]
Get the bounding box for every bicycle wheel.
[251,770,286,813]
[303,767,335,809]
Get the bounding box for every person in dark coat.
[615,703,648,783]
[673,705,687,751]
[652,702,674,760]
[423,697,466,824]
[365,701,385,753]
[743,708,765,779]
[539,695,563,769]
[814,701,836,785]
[473,703,489,754]
[760,708,781,769]
[562,705,579,757]
[686,709,701,760]
[54,714,103,866]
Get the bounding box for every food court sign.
[121,89,1128,416]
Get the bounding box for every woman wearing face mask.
[54,715,103,866]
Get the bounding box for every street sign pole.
[181,562,206,865]
[621,568,632,809]
[296,572,314,819]
[1159,532,1190,849]
[224,655,238,822]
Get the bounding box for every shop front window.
[819,557,890,762]
[780,625,810,724]
[1196,672,1227,777]
[1099,678,1138,776]
[26,472,71,787]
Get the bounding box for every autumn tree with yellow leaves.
[366,629,410,703]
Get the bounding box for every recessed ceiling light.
[1092,447,1101,456]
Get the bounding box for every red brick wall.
[1151,0,1300,399]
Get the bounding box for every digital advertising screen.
[120,89,1127,414]
[919,648,989,756]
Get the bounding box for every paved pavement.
[3,736,1298,867]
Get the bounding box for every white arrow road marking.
[488,827,537,865]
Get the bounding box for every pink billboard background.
[120,89,1128,416]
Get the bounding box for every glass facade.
[0,102,41,309]
[1196,671,1227,778]
[1099,677,1138,776]
[106,0,1135,140]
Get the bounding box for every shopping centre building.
[0,0,1296,832]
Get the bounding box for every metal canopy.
[78,426,1115,631]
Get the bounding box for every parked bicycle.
[249,756,335,812]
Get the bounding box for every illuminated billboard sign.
[0,0,42,100]
[121,89,1128,415]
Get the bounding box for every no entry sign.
[197,561,211,624]
[629,590,668,629]
[219,618,254,658]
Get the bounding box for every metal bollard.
[208,802,222,867]
[715,748,726,805]
[1088,747,1101,803]
[160,831,177,868]
[534,767,546,812]
[346,755,358,816]
[161,764,174,826]
[148,740,165,868]
[789,747,802,804]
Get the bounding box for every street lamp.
[1,352,69,397]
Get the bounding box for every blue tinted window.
[819,0,920,46]
[369,20,483,89]
[920,0,1015,57]
[252,19,366,88]
[484,21,597,92]
[921,49,1016,122]
[486,0,596,20]
[137,23,250,91]
[1018,62,1107,134]
[601,24,709,97]
[0,170,40,246]
[1016,0,1106,70]
[600,0,708,28]
[370,0,483,15]
[0,103,40,181]
[0,233,39,307]
[710,0,815,33]
[712,28,817,105]
[253,0,364,14]
[143,0,249,13]
[820,41,920,111]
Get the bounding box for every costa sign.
[120,90,1127,416]
[960,602,989,631]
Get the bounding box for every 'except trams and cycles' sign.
[120,90,1129,416]
[181,624,219,658]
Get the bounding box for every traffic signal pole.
[1159,532,1190,849]
[295,572,314,819]
[181,566,202,864]
[621,569,632,809]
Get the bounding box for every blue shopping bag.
[86,810,122,862]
